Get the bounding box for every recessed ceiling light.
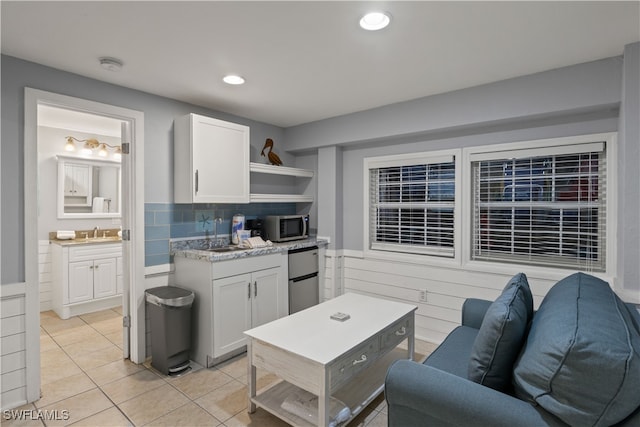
[99,57,123,72]
[223,75,245,85]
[359,12,391,31]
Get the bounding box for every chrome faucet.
[214,218,223,246]
[93,226,100,239]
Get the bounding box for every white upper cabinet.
[174,113,250,203]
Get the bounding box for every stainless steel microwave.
[264,215,309,242]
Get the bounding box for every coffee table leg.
[408,332,415,361]
[247,339,256,413]
[319,369,329,426]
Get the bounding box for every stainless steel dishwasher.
[288,246,319,314]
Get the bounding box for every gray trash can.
[145,286,195,376]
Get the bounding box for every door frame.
[24,88,146,400]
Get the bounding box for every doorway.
[24,88,145,404]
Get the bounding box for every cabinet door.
[251,267,281,328]
[212,273,251,358]
[63,164,76,196]
[72,164,90,197]
[93,258,117,299]
[191,115,250,203]
[68,261,94,303]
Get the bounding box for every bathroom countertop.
[171,237,328,262]
[50,236,122,246]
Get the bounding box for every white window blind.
[471,143,606,271]
[369,158,455,257]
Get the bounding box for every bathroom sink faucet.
[93,226,100,239]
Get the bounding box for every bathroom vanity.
[51,236,123,319]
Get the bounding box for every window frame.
[461,133,617,276]
[363,149,462,264]
[362,133,617,278]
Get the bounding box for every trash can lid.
[145,286,194,307]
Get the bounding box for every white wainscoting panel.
[342,254,558,344]
[1,289,27,410]
[39,240,53,312]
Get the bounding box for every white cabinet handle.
[395,326,406,336]
[353,354,367,365]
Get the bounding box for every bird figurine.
[261,138,283,166]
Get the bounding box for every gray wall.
[284,56,623,152]
[1,55,286,284]
[283,43,640,297]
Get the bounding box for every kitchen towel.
[92,197,105,213]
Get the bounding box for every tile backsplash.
[144,203,296,266]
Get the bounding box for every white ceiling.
[2,1,639,128]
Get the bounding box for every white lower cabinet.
[52,242,123,319]
[174,253,288,368]
[212,267,280,358]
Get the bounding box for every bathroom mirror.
[57,155,121,219]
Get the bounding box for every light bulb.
[98,144,108,157]
[223,75,245,85]
[359,12,391,31]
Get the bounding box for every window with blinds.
[471,143,606,271]
[369,158,455,257]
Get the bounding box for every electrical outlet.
[419,290,428,303]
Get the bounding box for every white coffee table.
[245,292,417,426]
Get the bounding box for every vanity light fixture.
[65,136,122,159]
[64,137,76,151]
[359,11,391,31]
[98,143,109,157]
[223,75,245,85]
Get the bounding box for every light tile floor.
[4,308,436,427]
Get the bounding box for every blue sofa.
[385,273,640,427]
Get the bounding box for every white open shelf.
[250,162,314,203]
[250,162,314,178]
[250,193,314,203]
[251,348,407,427]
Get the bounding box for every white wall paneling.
[1,286,28,410]
[340,254,559,344]
[39,240,53,311]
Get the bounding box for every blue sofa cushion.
[468,273,533,391]
[424,325,479,378]
[513,272,640,427]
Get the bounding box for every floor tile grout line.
[39,312,138,427]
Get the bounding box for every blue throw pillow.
[468,273,533,391]
[513,273,640,426]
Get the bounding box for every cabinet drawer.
[379,315,413,354]
[330,336,379,390]
[69,244,122,262]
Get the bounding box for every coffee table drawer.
[330,337,379,389]
[380,316,413,354]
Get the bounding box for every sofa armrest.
[461,298,492,329]
[385,360,565,427]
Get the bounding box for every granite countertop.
[49,228,122,246]
[171,237,328,262]
[50,236,123,246]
